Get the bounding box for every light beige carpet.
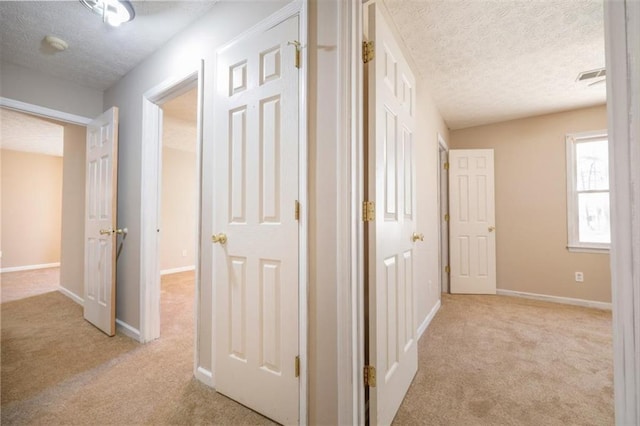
[2,272,614,425]
[0,267,61,304]
[393,294,614,425]
[1,271,274,425]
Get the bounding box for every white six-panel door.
[213,15,299,425]
[84,107,119,336]
[366,3,419,424]
[449,149,496,294]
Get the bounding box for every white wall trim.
[337,0,361,423]
[496,289,612,311]
[59,286,84,305]
[0,97,92,125]
[160,265,196,276]
[417,299,441,339]
[140,68,201,346]
[604,1,640,424]
[194,366,214,387]
[0,262,60,273]
[116,319,141,341]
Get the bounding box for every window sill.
[567,245,610,254]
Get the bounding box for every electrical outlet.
[575,272,584,282]
[182,249,187,257]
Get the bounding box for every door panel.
[84,107,119,336]
[449,149,496,294]
[213,15,299,425]
[366,3,418,425]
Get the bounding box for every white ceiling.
[0,1,218,91]
[384,0,606,129]
[0,108,64,157]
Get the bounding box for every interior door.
[440,149,450,293]
[365,3,419,424]
[213,15,300,425]
[448,149,496,294]
[84,107,119,336]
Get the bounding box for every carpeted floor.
[1,271,274,425]
[0,267,61,303]
[1,270,613,425]
[393,294,614,425]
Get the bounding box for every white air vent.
[576,68,606,82]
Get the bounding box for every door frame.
[437,133,449,294]
[0,97,92,125]
[208,1,309,422]
[0,97,91,304]
[604,1,640,424]
[139,65,204,359]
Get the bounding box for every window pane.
[578,192,611,244]
[576,140,608,191]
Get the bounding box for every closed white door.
[84,107,119,336]
[213,15,300,425]
[366,3,419,425]
[449,149,496,294]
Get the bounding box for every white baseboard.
[195,366,214,387]
[496,289,612,310]
[1,262,60,273]
[116,319,141,341]
[58,286,84,305]
[418,299,442,339]
[160,265,196,276]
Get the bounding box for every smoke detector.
[44,35,68,52]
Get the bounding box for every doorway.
[158,88,198,338]
[0,106,87,305]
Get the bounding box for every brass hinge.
[444,162,450,170]
[295,200,301,221]
[363,201,376,222]
[445,265,450,274]
[288,41,301,69]
[295,356,300,377]
[364,365,376,387]
[444,213,449,222]
[362,41,375,64]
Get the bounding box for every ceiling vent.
[576,68,606,82]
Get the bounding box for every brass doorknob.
[212,233,227,245]
[488,226,496,232]
[412,232,424,242]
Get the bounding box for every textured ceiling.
[384,0,606,129]
[0,1,218,90]
[0,1,607,131]
[0,108,64,157]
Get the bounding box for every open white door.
[448,149,496,294]
[365,3,419,424]
[84,107,119,336]
[212,15,300,425]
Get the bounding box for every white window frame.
[566,129,610,253]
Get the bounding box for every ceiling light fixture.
[80,0,135,27]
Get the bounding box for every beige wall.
[60,124,86,299]
[160,146,197,272]
[1,149,63,268]
[450,105,611,303]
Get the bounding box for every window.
[566,130,610,252]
